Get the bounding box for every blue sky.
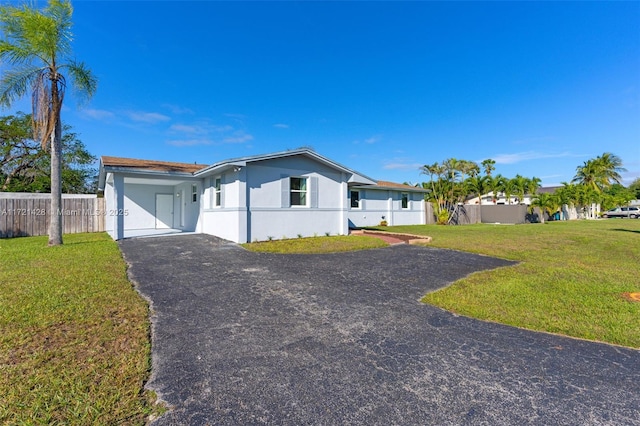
[4,1,640,186]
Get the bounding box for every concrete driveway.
[119,234,640,425]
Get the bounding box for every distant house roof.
[100,156,207,174]
[537,186,563,194]
[376,181,421,190]
[352,180,429,193]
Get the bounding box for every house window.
[191,184,198,203]
[214,177,221,207]
[290,177,307,206]
[401,192,409,209]
[350,190,360,208]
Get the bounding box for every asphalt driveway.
[119,234,640,425]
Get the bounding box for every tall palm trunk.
[48,82,63,245]
[48,118,63,245]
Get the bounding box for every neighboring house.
[466,186,562,206]
[98,149,428,242]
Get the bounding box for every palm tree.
[0,0,96,245]
[481,158,496,176]
[530,193,559,224]
[485,174,503,204]
[526,177,541,199]
[572,152,626,193]
[554,184,574,220]
[504,178,520,205]
[464,175,489,203]
[596,152,626,188]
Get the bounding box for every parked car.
[602,206,640,219]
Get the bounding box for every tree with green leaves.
[530,192,559,224]
[481,158,496,176]
[526,176,541,199]
[601,184,635,211]
[629,178,640,200]
[1,112,96,193]
[484,174,502,203]
[464,175,490,201]
[572,152,626,192]
[421,161,451,224]
[500,177,518,205]
[0,0,96,245]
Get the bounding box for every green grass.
[373,221,640,348]
[0,233,158,424]
[243,235,388,254]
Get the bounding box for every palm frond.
[32,69,65,150]
[61,59,97,102]
[0,1,73,67]
[0,65,43,107]
[45,0,73,56]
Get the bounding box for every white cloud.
[166,138,213,147]
[127,111,171,124]
[169,124,202,134]
[162,103,194,115]
[223,131,254,144]
[383,162,423,171]
[167,120,251,147]
[170,123,233,134]
[81,108,115,120]
[492,151,573,165]
[273,123,289,129]
[353,134,382,145]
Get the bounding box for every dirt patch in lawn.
[351,229,432,245]
[622,292,640,303]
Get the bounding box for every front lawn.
[0,233,157,424]
[376,220,640,348]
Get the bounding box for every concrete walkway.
[119,234,640,425]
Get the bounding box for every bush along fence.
[0,193,105,238]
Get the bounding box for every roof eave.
[97,165,198,192]
[350,184,429,193]
[193,161,246,177]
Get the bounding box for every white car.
[602,206,640,219]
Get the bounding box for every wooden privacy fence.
[424,202,536,225]
[0,193,105,238]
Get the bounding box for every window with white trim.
[214,176,222,207]
[290,177,307,206]
[350,190,360,208]
[401,192,409,209]
[192,184,198,203]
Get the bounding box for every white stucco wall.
[198,155,350,242]
[245,156,347,241]
[104,177,114,237]
[173,182,201,231]
[123,183,175,230]
[348,189,425,227]
[198,170,247,242]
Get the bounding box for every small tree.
[531,193,559,224]
[421,158,481,224]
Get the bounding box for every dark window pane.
[351,191,360,208]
